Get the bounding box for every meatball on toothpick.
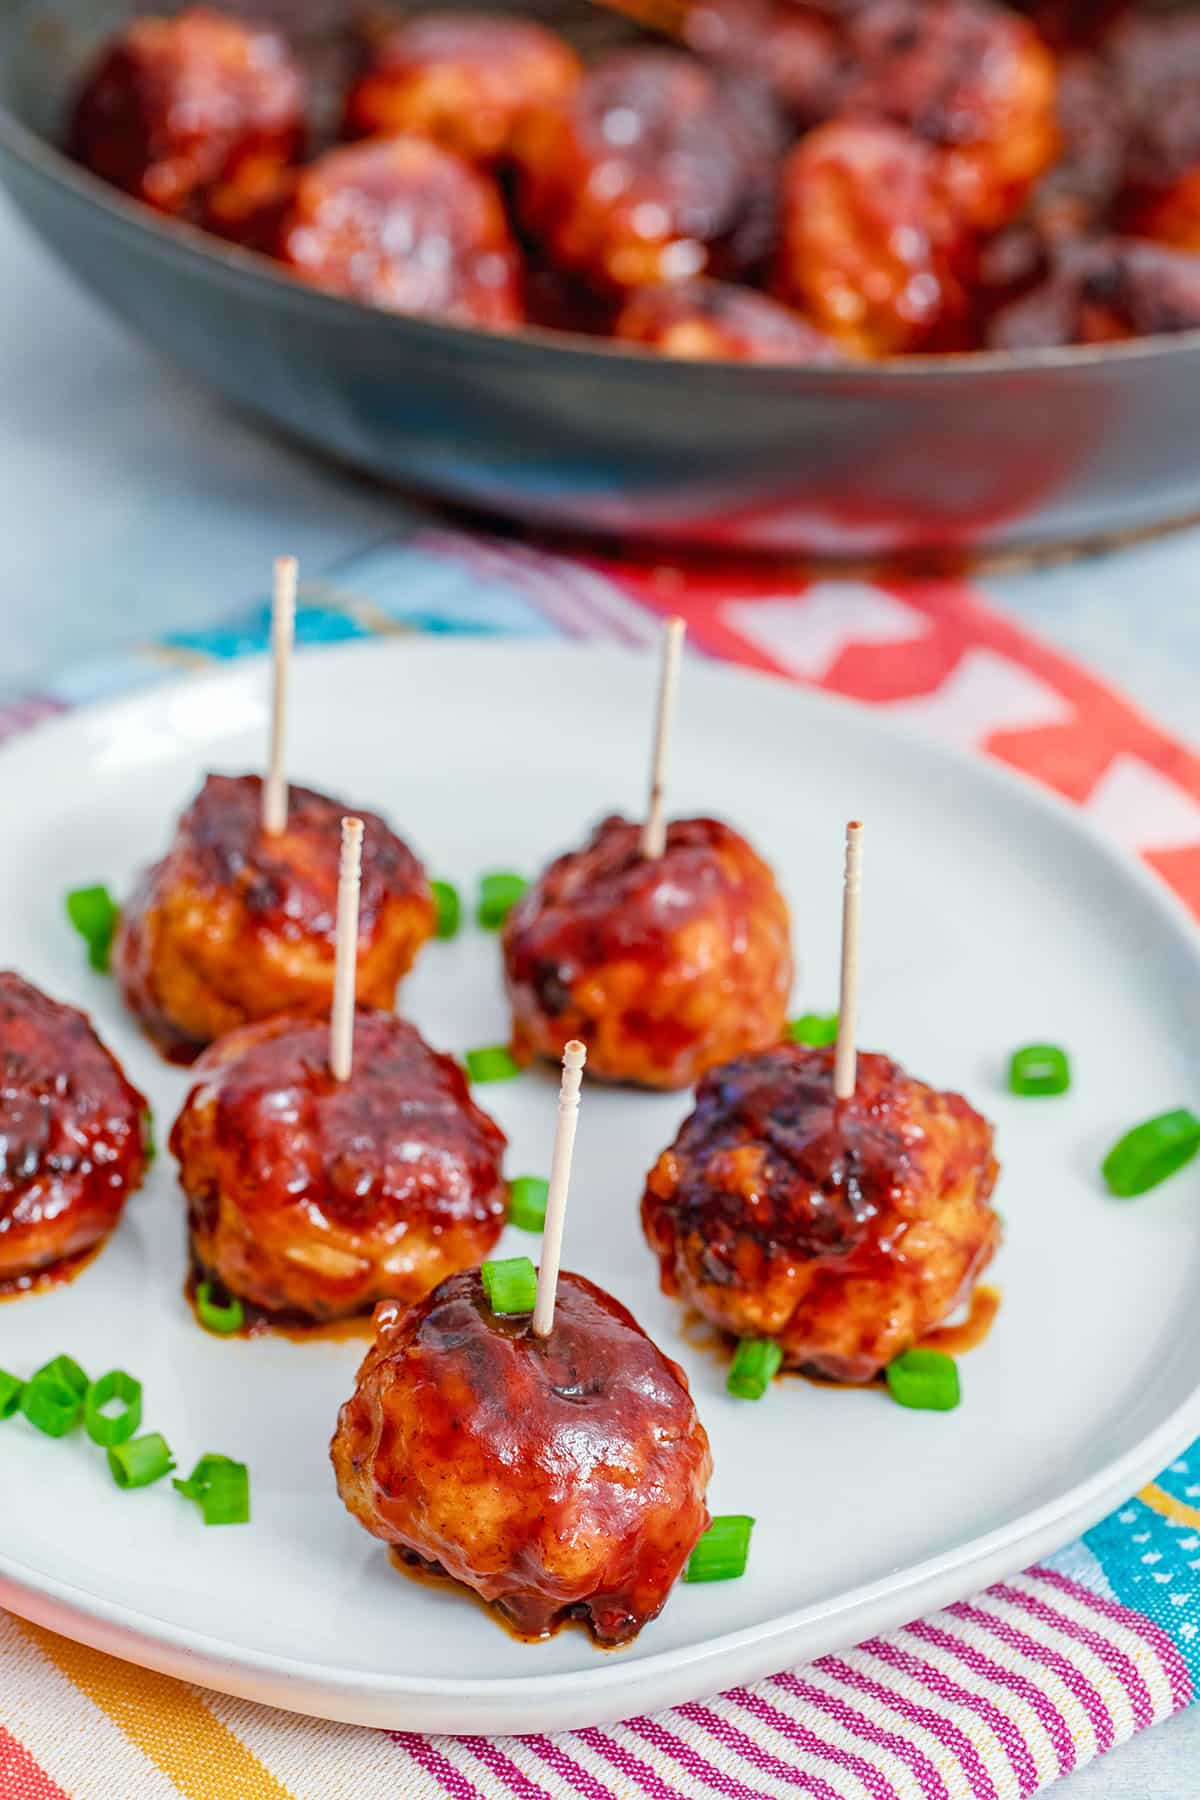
[0,973,150,1296]
[503,620,793,1087]
[171,819,507,1329]
[642,821,1002,1383]
[115,563,435,1062]
[332,1041,714,1643]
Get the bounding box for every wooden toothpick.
[641,616,686,860]
[330,816,364,1082]
[532,1039,587,1339]
[262,555,297,836]
[833,821,864,1101]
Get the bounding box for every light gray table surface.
[3,192,1198,1796]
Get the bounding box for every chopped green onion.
[508,1175,549,1233]
[727,1338,783,1401]
[107,1433,175,1489]
[65,884,120,972]
[1102,1109,1200,1198]
[21,1376,84,1437]
[477,871,527,930]
[174,1454,250,1525]
[33,1354,88,1398]
[195,1282,244,1336]
[481,1255,537,1316]
[84,1370,143,1448]
[1009,1043,1071,1097]
[142,1107,156,1166]
[685,1515,755,1583]
[886,1347,961,1412]
[465,1045,522,1083]
[431,879,461,940]
[788,1013,839,1048]
[0,1370,24,1419]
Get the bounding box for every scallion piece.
[0,1370,23,1419]
[195,1282,244,1336]
[477,872,527,930]
[84,1370,143,1448]
[21,1376,84,1437]
[465,1045,521,1083]
[33,1354,88,1398]
[508,1175,549,1233]
[174,1454,250,1526]
[1102,1109,1200,1198]
[107,1433,175,1489]
[1009,1043,1071,1097]
[65,884,120,972]
[143,1107,157,1167]
[886,1347,961,1412]
[431,879,461,940]
[788,1013,839,1048]
[685,1515,755,1583]
[481,1255,537,1316]
[727,1338,782,1401]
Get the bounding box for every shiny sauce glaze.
[172,1010,507,1323]
[0,972,149,1290]
[331,1270,712,1644]
[114,772,433,1062]
[642,1042,1000,1381]
[503,813,792,1087]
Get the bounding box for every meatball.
[503,814,792,1091]
[776,119,973,354]
[114,773,434,1063]
[275,136,523,326]
[642,1042,1000,1382]
[615,278,845,361]
[1030,50,1128,241]
[1106,16,1200,252]
[171,1010,507,1324]
[0,972,149,1294]
[987,236,1200,348]
[343,12,580,167]
[838,0,1059,232]
[515,50,783,291]
[672,0,844,126]
[331,1268,712,1643]
[68,6,305,219]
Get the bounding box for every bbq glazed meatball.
[343,12,580,167]
[0,972,149,1294]
[615,278,845,361]
[503,814,792,1090]
[776,119,973,354]
[986,237,1200,348]
[275,136,523,325]
[114,773,434,1063]
[642,1042,1000,1383]
[515,50,782,291]
[1105,16,1200,252]
[838,0,1059,232]
[331,1268,712,1643]
[68,6,305,219]
[172,1010,507,1324]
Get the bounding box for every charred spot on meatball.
[170,1009,507,1324]
[113,772,434,1063]
[642,1041,1000,1382]
[275,135,523,326]
[502,813,792,1090]
[0,972,149,1293]
[330,1268,712,1643]
[68,6,306,218]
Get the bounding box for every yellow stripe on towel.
[16,1621,298,1800]
[1138,1482,1200,1531]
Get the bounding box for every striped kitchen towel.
[1,524,1198,1800]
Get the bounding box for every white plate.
[0,638,1198,1736]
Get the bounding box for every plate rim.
[0,634,1197,1733]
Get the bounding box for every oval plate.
[0,638,1197,1735]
